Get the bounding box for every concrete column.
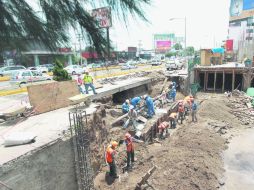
[68,55,73,65]
[204,72,207,91]
[222,71,225,92]
[214,72,217,91]
[232,70,235,91]
[34,55,40,66]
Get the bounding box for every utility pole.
[107,27,110,60]
[76,33,83,65]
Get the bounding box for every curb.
[0,76,10,82]
[0,65,163,97]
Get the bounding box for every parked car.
[28,66,48,73]
[64,65,86,75]
[10,70,52,87]
[0,65,26,77]
[151,59,162,66]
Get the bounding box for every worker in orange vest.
[106,141,118,178]
[169,112,177,128]
[124,133,143,170]
[158,121,170,139]
[178,101,185,124]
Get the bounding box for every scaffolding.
[69,111,94,190]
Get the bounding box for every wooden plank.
[160,78,168,94]
[135,165,157,190]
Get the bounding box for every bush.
[53,59,72,81]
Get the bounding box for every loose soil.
[94,93,247,190]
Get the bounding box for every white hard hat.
[126,99,130,104]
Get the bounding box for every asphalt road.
[0,64,164,91]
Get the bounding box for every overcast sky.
[28,0,230,51]
[110,0,231,50]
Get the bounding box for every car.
[44,64,54,72]
[28,66,48,73]
[10,70,52,87]
[166,59,178,70]
[64,65,86,75]
[0,65,26,77]
[121,62,137,70]
[151,59,162,66]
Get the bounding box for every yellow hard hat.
[111,141,118,148]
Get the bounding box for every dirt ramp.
[27,81,79,114]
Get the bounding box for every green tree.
[53,59,71,81]
[0,0,150,53]
[165,52,177,58]
[185,46,195,56]
[173,43,183,50]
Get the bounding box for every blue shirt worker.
[83,71,97,95]
[145,95,155,118]
[191,98,198,122]
[122,99,130,114]
[170,87,177,102]
[131,96,141,108]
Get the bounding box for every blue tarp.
[212,48,225,54]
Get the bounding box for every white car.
[121,62,137,70]
[10,70,52,87]
[0,65,26,77]
[28,66,48,73]
[64,65,85,75]
[151,59,162,66]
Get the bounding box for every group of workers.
[76,71,97,95]
[106,132,142,178]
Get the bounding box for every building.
[228,0,254,61]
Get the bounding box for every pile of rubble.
[227,90,254,125]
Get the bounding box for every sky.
[110,0,231,50]
[27,0,231,51]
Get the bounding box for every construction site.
[0,68,254,190]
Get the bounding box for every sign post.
[92,7,112,60]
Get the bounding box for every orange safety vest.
[126,138,134,152]
[106,146,116,163]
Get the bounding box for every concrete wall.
[0,138,78,190]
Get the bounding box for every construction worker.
[124,133,135,169]
[158,121,170,139]
[106,141,119,178]
[169,112,177,128]
[144,95,155,118]
[177,101,185,124]
[123,105,138,129]
[170,86,177,102]
[83,71,97,94]
[131,96,141,108]
[76,74,84,94]
[122,99,130,114]
[191,98,198,122]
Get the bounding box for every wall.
[0,138,78,190]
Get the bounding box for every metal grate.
[69,111,94,190]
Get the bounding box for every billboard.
[243,0,254,10]
[92,7,112,28]
[154,34,172,52]
[226,40,234,51]
[230,0,254,20]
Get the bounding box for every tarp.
[246,88,254,97]
[212,48,225,54]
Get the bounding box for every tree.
[53,59,71,81]
[173,43,183,50]
[185,46,195,56]
[0,0,150,54]
[165,52,177,58]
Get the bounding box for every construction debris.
[228,90,254,125]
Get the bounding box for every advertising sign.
[243,0,254,10]
[226,40,234,51]
[92,7,112,28]
[156,41,171,49]
[230,0,243,17]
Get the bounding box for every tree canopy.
[0,0,150,54]
[173,43,183,50]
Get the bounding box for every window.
[31,71,41,76]
[22,71,32,77]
